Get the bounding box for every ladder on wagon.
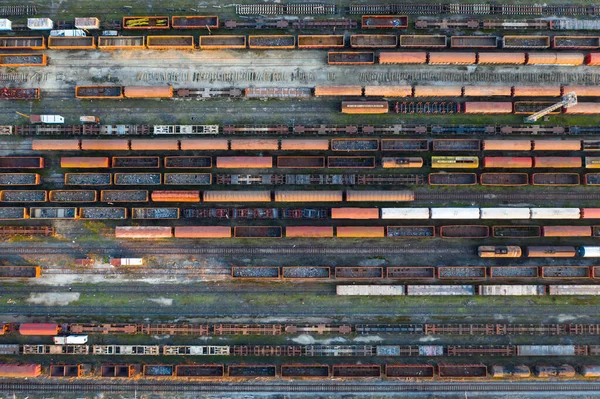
[524,91,577,123]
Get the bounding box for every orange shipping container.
[174,226,232,238]
[123,86,173,98]
[314,86,363,97]
[115,226,172,239]
[337,226,384,238]
[483,157,533,168]
[61,157,109,168]
[526,52,584,66]
[428,52,476,65]
[586,53,600,65]
[230,139,279,151]
[280,139,329,151]
[274,190,342,202]
[378,52,427,64]
[564,103,600,114]
[532,140,581,151]
[130,139,179,151]
[562,85,600,97]
[463,86,512,97]
[151,190,200,202]
[346,190,415,202]
[216,157,273,168]
[19,323,59,335]
[364,86,412,97]
[203,190,271,202]
[32,139,80,151]
[331,208,379,219]
[477,52,526,65]
[534,157,582,168]
[513,86,561,97]
[581,208,600,219]
[81,139,129,151]
[463,102,513,114]
[542,226,592,237]
[180,139,229,151]
[286,226,334,238]
[414,86,463,97]
[482,140,532,151]
[0,364,41,378]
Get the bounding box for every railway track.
[2,380,600,393]
[0,244,466,255]
[416,191,600,201]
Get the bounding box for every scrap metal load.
[0,88,39,100]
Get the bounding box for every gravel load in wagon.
[542,266,590,278]
[387,267,435,279]
[175,365,223,377]
[101,190,148,202]
[328,157,376,168]
[400,35,447,47]
[0,266,38,278]
[66,174,111,186]
[50,190,95,202]
[381,139,428,151]
[79,207,126,219]
[387,226,434,237]
[329,52,375,63]
[451,36,497,48]
[503,36,550,49]
[112,157,160,168]
[114,173,161,185]
[441,225,489,238]
[490,266,538,278]
[331,139,378,151]
[164,173,211,185]
[439,266,486,279]
[386,365,435,378]
[281,365,329,377]
[277,157,325,168]
[586,174,600,185]
[481,173,528,186]
[164,156,212,168]
[554,36,600,49]
[1,191,46,202]
[351,35,397,48]
[144,365,173,377]
[173,16,218,28]
[0,157,42,168]
[493,226,541,238]
[532,173,580,185]
[335,267,383,278]
[250,36,294,47]
[0,208,26,219]
[132,208,178,219]
[2,55,44,64]
[77,86,122,97]
[229,365,276,377]
[283,266,330,279]
[0,174,38,185]
[234,226,281,238]
[515,102,558,114]
[232,266,280,279]
[429,173,477,185]
[200,36,246,46]
[333,365,381,377]
[438,364,487,378]
[433,139,480,151]
[31,208,76,218]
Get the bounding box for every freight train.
[70,84,600,101]
[2,342,600,358]
[10,321,600,337]
[336,284,600,296]
[6,30,600,52]
[0,362,596,379]
[27,137,600,152]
